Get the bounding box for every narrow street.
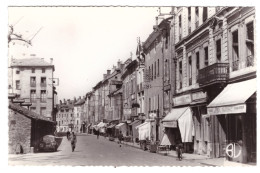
[9,134,203,166]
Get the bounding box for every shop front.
[161,107,194,153]
[129,120,142,142]
[207,78,256,163]
[115,122,127,137]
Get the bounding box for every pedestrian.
[66,131,70,140]
[70,132,77,152]
[176,140,183,161]
[118,131,123,147]
[96,129,100,139]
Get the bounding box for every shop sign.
[208,104,246,115]
[173,94,191,106]
[191,91,207,101]
[123,108,131,115]
[226,143,242,159]
[163,121,177,128]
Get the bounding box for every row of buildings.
[56,7,256,164]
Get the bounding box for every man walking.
[66,131,70,140]
[96,129,100,139]
[70,132,77,152]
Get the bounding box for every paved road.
[9,134,203,166]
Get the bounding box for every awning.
[107,124,116,129]
[97,122,107,128]
[115,123,125,129]
[162,107,194,142]
[129,120,140,126]
[136,122,151,140]
[190,98,207,106]
[160,134,171,146]
[207,78,257,115]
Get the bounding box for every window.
[32,68,35,73]
[41,77,46,87]
[16,70,20,74]
[154,61,156,79]
[42,68,45,73]
[216,39,221,62]
[179,61,182,89]
[30,77,36,87]
[157,59,159,76]
[232,30,239,71]
[188,7,191,34]
[149,66,151,81]
[149,98,151,111]
[30,107,36,112]
[203,7,208,22]
[15,80,20,90]
[30,90,36,102]
[188,56,192,86]
[246,22,254,67]
[195,7,199,28]
[204,47,209,67]
[151,64,153,80]
[40,90,46,102]
[179,15,182,40]
[196,52,200,80]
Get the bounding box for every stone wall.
[8,109,32,154]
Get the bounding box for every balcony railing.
[198,63,229,87]
[30,83,36,87]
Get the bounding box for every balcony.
[30,82,36,87]
[198,63,229,87]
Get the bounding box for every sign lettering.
[226,143,242,158]
[173,94,191,106]
[208,104,246,115]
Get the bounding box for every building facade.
[9,57,55,120]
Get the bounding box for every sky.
[8,6,172,101]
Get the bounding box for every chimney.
[107,70,111,75]
[79,96,81,100]
[113,65,116,71]
[60,100,62,104]
[117,59,121,68]
[50,58,53,64]
[30,54,36,57]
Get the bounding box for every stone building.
[9,100,55,154]
[73,97,86,133]
[9,57,56,120]
[142,17,173,142]
[56,99,75,132]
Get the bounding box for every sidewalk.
[116,138,255,167]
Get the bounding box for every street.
[9,134,203,166]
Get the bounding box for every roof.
[9,102,54,123]
[11,58,55,70]
[74,98,85,106]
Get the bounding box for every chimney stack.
[60,100,62,104]
[117,59,121,68]
[107,70,111,75]
[50,58,53,64]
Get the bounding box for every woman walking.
[70,132,77,152]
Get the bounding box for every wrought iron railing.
[198,63,229,87]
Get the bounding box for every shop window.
[228,115,242,142]
[216,39,221,62]
[246,22,254,67]
[232,30,239,71]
